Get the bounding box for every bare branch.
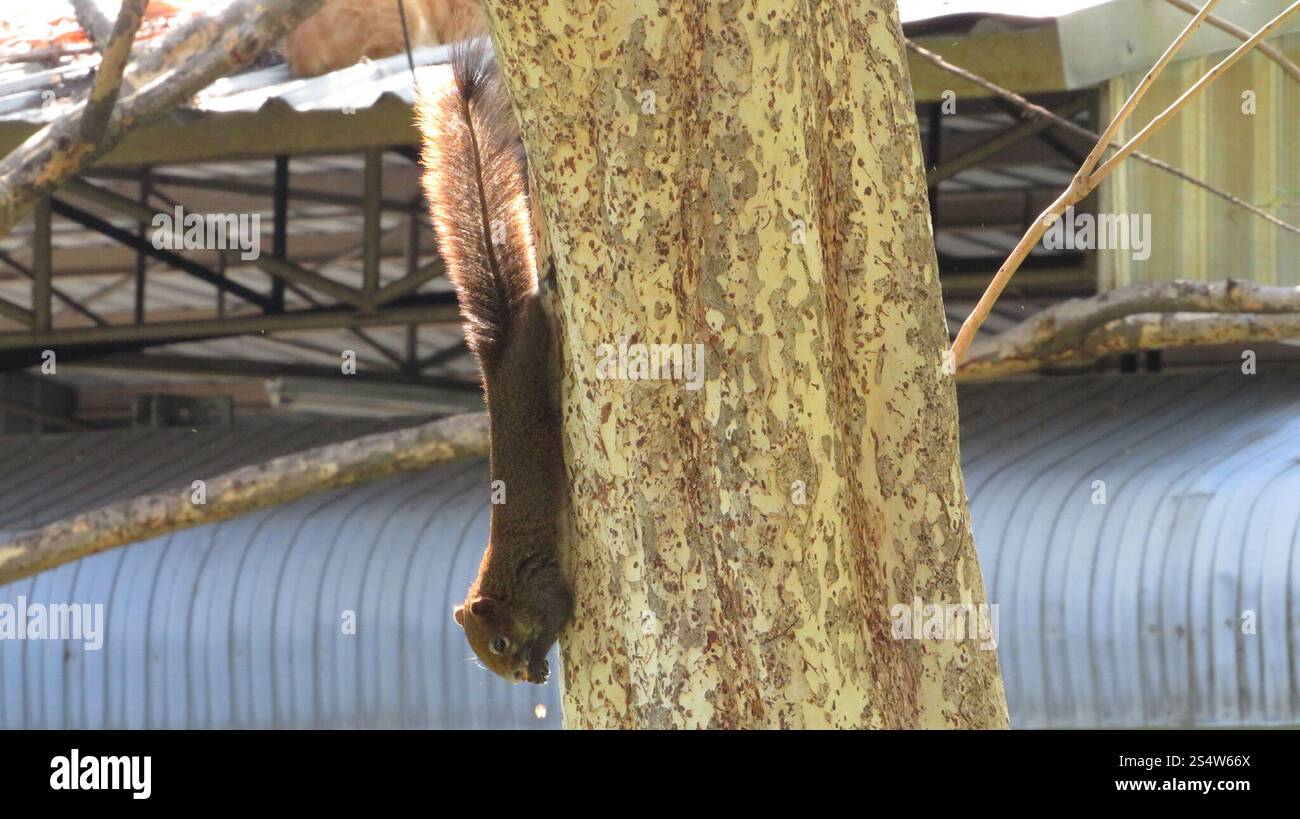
[79,0,148,145]
[1163,0,1300,84]
[1091,0,1300,182]
[959,279,1300,379]
[905,39,1300,239]
[0,412,489,587]
[0,0,325,240]
[70,0,114,51]
[1076,0,1220,179]
[937,0,1300,366]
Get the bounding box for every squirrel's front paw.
[525,657,550,684]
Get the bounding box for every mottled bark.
[484,0,1007,728]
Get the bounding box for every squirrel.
[416,36,573,685]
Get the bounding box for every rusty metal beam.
[271,155,289,312]
[0,251,108,326]
[32,197,52,331]
[0,397,88,431]
[417,340,470,371]
[926,95,1092,187]
[363,148,383,300]
[0,295,34,326]
[51,195,273,310]
[69,351,480,392]
[926,102,943,225]
[251,254,367,308]
[134,168,150,323]
[83,169,423,212]
[0,294,457,351]
[373,257,443,306]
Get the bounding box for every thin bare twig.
[1092,0,1300,182]
[1163,0,1300,84]
[934,0,1300,366]
[79,0,148,145]
[69,0,114,51]
[945,1,1220,368]
[905,41,1300,239]
[1076,0,1220,180]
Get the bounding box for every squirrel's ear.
[453,605,466,627]
[469,596,498,618]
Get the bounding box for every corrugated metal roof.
[0,418,416,533]
[963,371,1300,727]
[0,43,454,125]
[196,44,451,114]
[0,418,559,729]
[0,2,1047,128]
[2,371,1300,728]
[2,1,1297,127]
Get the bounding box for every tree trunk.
[483,0,1008,728]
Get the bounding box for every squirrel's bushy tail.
[417,37,537,370]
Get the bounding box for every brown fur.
[285,0,483,77]
[417,37,571,685]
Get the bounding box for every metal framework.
[0,146,478,398]
[920,89,1098,295]
[0,89,1101,420]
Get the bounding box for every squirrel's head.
[454,595,539,684]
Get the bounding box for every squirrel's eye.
[489,636,509,655]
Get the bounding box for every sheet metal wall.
[3,372,1299,728]
[963,372,1300,727]
[1099,28,1300,289]
[0,420,559,729]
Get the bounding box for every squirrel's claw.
[525,657,550,684]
